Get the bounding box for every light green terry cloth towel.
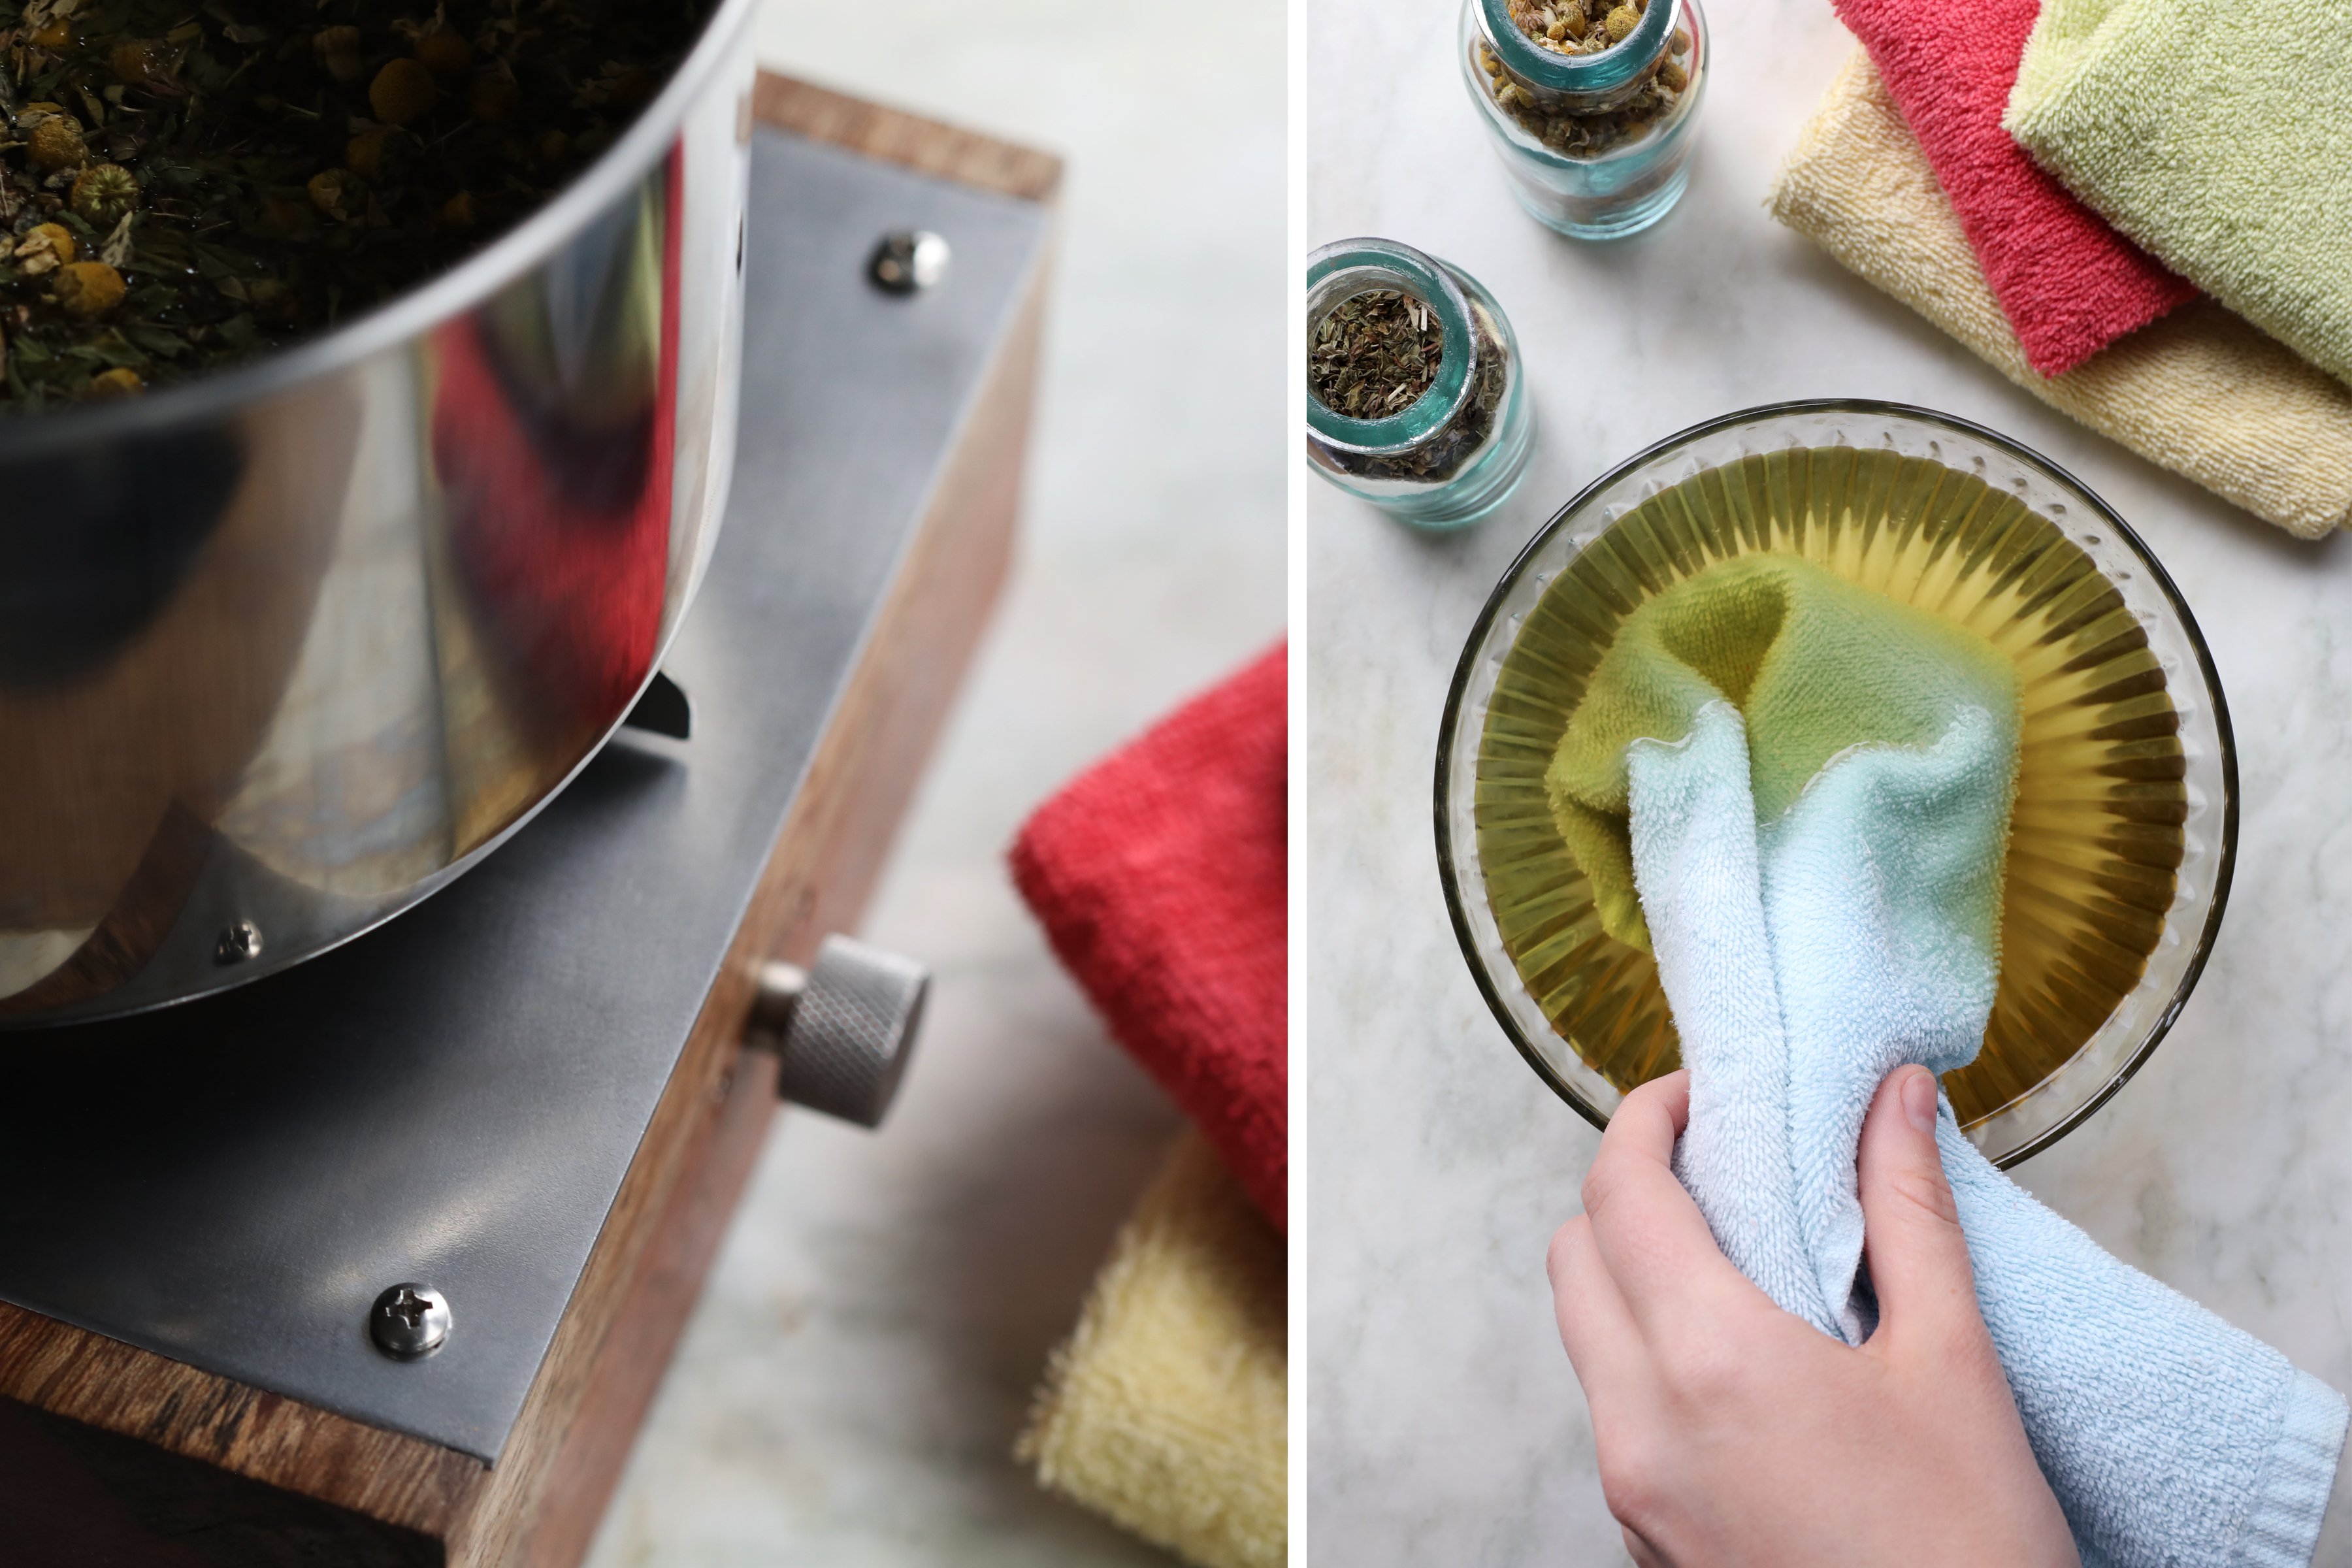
[1544,551,2020,955]
[2005,0,2352,390]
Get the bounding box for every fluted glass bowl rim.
[1433,399,2238,1168]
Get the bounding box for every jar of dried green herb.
[1462,0,1708,240]
[1305,237,1530,531]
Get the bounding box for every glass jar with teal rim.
[1305,238,1532,531]
[1461,0,1708,240]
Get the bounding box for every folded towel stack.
[1011,644,1289,1567]
[1019,1129,1286,1568]
[1774,0,2352,538]
[2006,0,2352,393]
[1555,555,2349,1563]
[1829,0,2191,375]
[1770,53,2352,540]
[1012,644,1289,1229]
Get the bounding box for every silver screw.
[870,229,950,293]
[214,919,263,965]
[369,1282,451,1360]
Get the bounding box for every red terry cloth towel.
[1831,0,2195,376]
[1011,643,1288,1231]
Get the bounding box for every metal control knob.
[749,935,929,1128]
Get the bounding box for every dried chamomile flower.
[54,261,125,319]
[470,74,520,123]
[316,25,368,84]
[1510,0,1618,54]
[309,168,364,221]
[417,30,474,76]
[14,222,75,275]
[345,128,400,182]
[369,57,437,125]
[0,0,708,407]
[88,366,142,397]
[69,164,137,228]
[280,187,330,237]
[1487,0,1685,157]
[25,115,86,173]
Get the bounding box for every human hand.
[1546,1066,2078,1568]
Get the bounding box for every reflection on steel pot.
[0,0,757,1026]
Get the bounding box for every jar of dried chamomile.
[1305,237,1531,531]
[1461,0,1707,239]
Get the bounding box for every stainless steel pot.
[0,0,758,1026]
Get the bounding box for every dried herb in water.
[1476,0,1690,159]
[0,0,707,410]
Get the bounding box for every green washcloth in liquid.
[1545,553,2021,953]
[2005,0,2352,391]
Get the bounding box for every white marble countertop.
[1306,1,2352,1562]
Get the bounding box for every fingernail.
[1901,1067,1938,1134]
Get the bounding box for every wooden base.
[0,76,1056,1568]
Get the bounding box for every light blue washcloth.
[1626,698,2348,1566]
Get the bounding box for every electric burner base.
[0,77,1058,1568]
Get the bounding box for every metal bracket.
[622,670,693,739]
[749,934,928,1128]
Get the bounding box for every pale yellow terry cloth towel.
[1019,1129,1286,1568]
[1769,51,2352,540]
[2007,0,2352,393]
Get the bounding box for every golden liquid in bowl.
[1475,445,2186,1128]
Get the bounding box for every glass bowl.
[1435,400,2237,1168]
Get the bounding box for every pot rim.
[0,0,758,458]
